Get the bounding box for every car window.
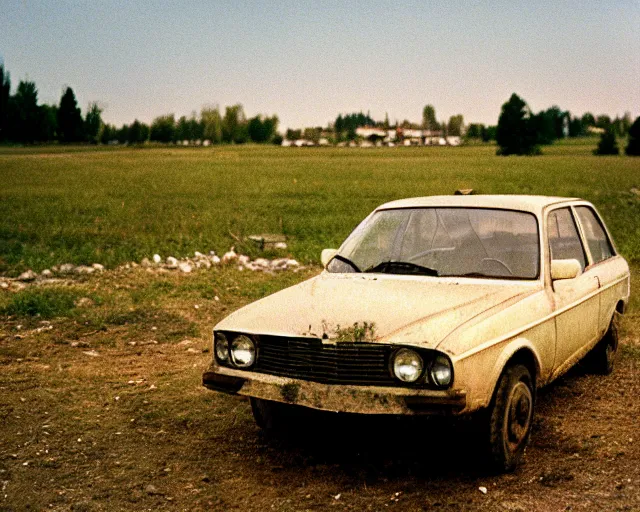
[333,208,540,279]
[575,206,614,264]
[547,208,586,270]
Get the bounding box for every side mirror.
[321,248,338,267]
[550,259,582,281]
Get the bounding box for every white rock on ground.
[166,257,178,269]
[238,255,250,265]
[140,258,151,268]
[40,269,53,277]
[74,266,95,275]
[194,251,203,258]
[18,270,38,281]
[92,263,105,271]
[222,250,237,263]
[211,255,221,264]
[178,262,192,273]
[153,254,162,264]
[59,263,75,274]
[274,242,288,250]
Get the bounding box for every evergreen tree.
[12,81,41,143]
[57,87,84,142]
[625,117,640,156]
[594,126,619,155]
[0,64,10,141]
[496,93,539,155]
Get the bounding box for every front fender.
[453,326,552,413]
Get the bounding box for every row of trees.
[103,107,279,145]
[0,64,279,145]
[0,64,100,143]
[495,93,640,156]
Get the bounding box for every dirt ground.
[1,268,639,511]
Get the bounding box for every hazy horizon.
[1,1,638,130]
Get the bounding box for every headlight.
[230,335,256,368]
[429,355,453,387]
[392,348,424,383]
[214,332,229,362]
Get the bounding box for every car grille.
[255,335,396,386]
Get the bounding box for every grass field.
[1,142,640,510]
[1,140,639,275]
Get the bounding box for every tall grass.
[1,142,639,274]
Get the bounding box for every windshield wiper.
[332,254,361,272]
[364,261,439,276]
[439,271,520,279]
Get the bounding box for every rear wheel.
[586,312,620,375]
[487,364,534,472]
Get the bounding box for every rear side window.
[575,206,614,264]
[547,208,586,270]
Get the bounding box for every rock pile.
[0,249,303,290]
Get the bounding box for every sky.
[1,1,639,130]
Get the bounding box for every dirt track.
[1,321,639,511]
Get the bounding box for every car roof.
[376,195,582,215]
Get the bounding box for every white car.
[203,195,630,471]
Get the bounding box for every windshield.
[327,208,540,279]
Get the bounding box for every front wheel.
[487,364,535,472]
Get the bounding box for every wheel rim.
[506,381,532,450]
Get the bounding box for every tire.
[250,398,281,430]
[487,364,535,472]
[586,311,620,375]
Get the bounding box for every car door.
[573,205,628,336]
[547,207,600,372]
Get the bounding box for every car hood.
[215,272,539,352]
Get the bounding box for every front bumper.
[202,364,467,415]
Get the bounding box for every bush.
[594,127,619,155]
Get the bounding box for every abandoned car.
[203,195,630,470]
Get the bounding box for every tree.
[149,114,175,142]
[594,126,619,155]
[595,115,612,129]
[625,117,640,156]
[84,102,103,144]
[116,124,129,144]
[286,128,301,140]
[447,114,464,136]
[222,104,247,143]
[581,112,595,129]
[496,93,538,155]
[100,123,116,144]
[38,104,58,141]
[482,125,497,142]
[57,87,84,142]
[201,107,223,143]
[248,114,279,143]
[568,115,585,137]
[465,123,485,139]
[422,105,438,131]
[128,119,149,144]
[0,64,10,141]
[12,81,41,143]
